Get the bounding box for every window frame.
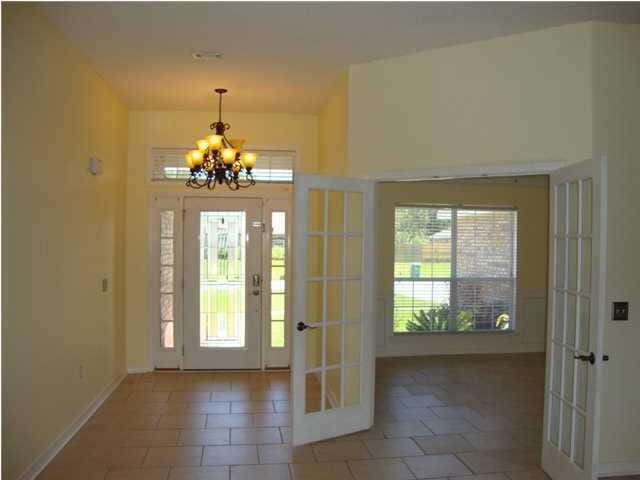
[147,145,297,185]
[392,203,518,335]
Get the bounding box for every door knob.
[296,321,317,332]
[574,352,596,364]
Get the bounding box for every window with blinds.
[393,205,517,333]
[149,147,295,183]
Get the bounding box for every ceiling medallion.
[185,88,257,190]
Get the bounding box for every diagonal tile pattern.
[37,354,633,480]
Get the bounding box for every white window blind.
[149,146,295,183]
[393,206,517,333]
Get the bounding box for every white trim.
[143,190,293,373]
[367,160,573,182]
[127,366,153,374]
[17,374,126,480]
[598,462,640,476]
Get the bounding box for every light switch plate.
[612,302,629,321]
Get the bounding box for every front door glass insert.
[199,211,246,348]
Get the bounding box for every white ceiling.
[40,2,640,113]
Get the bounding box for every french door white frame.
[149,188,292,370]
[542,157,607,480]
[292,173,377,445]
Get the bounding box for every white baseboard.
[17,373,126,480]
[127,366,152,374]
[598,461,640,477]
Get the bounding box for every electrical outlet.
[102,277,109,293]
[79,364,84,379]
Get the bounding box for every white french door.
[292,174,376,445]
[543,158,607,480]
[183,197,262,369]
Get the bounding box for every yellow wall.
[591,22,640,467]
[376,177,549,356]
[1,5,128,479]
[126,110,318,369]
[348,23,593,177]
[318,73,348,176]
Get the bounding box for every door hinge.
[182,209,186,220]
[182,345,185,356]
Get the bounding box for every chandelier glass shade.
[185,88,257,190]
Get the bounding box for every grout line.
[452,450,477,475]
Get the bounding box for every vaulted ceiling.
[40,2,640,113]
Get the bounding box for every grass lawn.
[394,261,451,278]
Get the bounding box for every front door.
[542,158,607,480]
[183,197,262,369]
[291,174,376,445]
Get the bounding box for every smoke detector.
[192,51,223,60]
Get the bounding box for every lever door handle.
[574,352,596,364]
[296,321,317,332]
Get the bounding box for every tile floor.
[36,353,638,480]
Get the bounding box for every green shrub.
[407,304,475,332]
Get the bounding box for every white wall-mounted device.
[89,156,103,176]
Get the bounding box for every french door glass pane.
[581,179,592,234]
[550,394,561,446]
[199,211,246,348]
[574,412,586,468]
[561,402,573,455]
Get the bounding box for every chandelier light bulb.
[241,152,257,169]
[207,135,223,149]
[222,148,236,165]
[190,150,203,166]
[196,139,209,152]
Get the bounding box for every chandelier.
[185,88,257,190]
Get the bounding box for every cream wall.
[591,22,640,469]
[348,23,593,177]
[376,177,549,356]
[318,73,348,176]
[1,5,128,480]
[125,110,318,369]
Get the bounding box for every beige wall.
[125,110,318,369]
[348,23,593,177]
[376,177,549,356]
[318,73,348,176]
[591,22,640,467]
[1,5,128,479]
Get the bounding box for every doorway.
[150,193,292,371]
